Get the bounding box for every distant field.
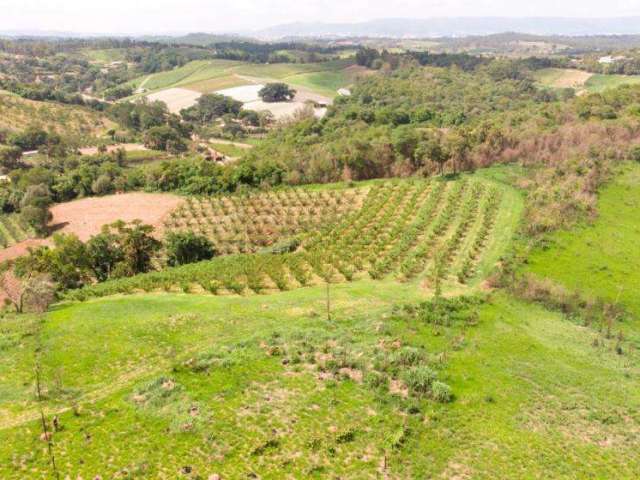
[534,68,640,94]
[81,48,127,64]
[533,68,593,90]
[284,71,351,97]
[126,60,242,93]
[584,74,640,93]
[183,75,252,94]
[146,87,203,113]
[126,59,361,103]
[208,142,251,159]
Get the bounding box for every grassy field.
[584,74,640,93]
[527,162,640,319]
[127,60,245,92]
[208,141,252,159]
[1,286,638,478]
[284,71,351,97]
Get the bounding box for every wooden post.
[326,280,331,322]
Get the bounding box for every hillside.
[527,163,640,328]
[3,32,640,480]
[2,169,640,477]
[0,92,115,144]
[0,174,532,477]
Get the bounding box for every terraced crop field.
[164,187,367,254]
[69,177,521,301]
[0,214,34,248]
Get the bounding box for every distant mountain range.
[0,29,108,38]
[4,17,640,42]
[255,17,640,39]
[139,33,249,45]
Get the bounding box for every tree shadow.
[47,222,69,234]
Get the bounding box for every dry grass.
[0,92,115,143]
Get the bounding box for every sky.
[1,0,640,35]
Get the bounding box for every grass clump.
[397,295,481,326]
[130,376,207,433]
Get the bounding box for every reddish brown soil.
[78,143,148,156]
[0,192,183,264]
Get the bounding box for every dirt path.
[208,139,254,149]
[138,74,152,90]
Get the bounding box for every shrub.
[0,145,23,171]
[20,184,52,236]
[165,231,216,267]
[91,174,114,196]
[261,237,301,254]
[132,376,183,408]
[20,204,51,236]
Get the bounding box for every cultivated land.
[0,193,183,264]
[0,92,115,143]
[72,175,519,300]
[533,68,593,90]
[146,87,204,114]
[534,67,640,94]
[127,59,356,97]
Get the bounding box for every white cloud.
[0,0,639,34]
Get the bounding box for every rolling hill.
[0,91,115,144]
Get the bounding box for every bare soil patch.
[47,192,183,241]
[146,88,202,113]
[553,69,593,89]
[79,143,148,156]
[0,192,183,264]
